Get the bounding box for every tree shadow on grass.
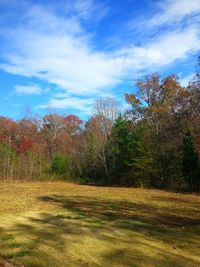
[39,194,200,227]
[38,194,200,265]
[0,194,200,266]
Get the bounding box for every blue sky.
[0,0,199,119]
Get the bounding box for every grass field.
[0,182,200,267]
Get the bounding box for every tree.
[182,132,200,191]
[0,117,16,179]
[111,115,134,184]
[93,97,120,134]
[187,56,200,155]
[111,116,153,186]
[127,125,153,187]
[63,115,83,135]
[82,99,120,184]
[0,57,199,189]
[51,154,71,179]
[83,115,112,184]
[94,97,120,122]
[125,74,187,187]
[41,114,64,159]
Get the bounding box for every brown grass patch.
[0,182,200,266]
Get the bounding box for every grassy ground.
[0,182,200,267]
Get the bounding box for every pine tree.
[127,126,153,187]
[111,115,133,184]
[182,132,200,191]
[112,116,153,186]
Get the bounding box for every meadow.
[0,182,200,267]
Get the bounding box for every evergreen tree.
[127,126,153,187]
[182,132,200,191]
[51,154,71,179]
[112,116,152,186]
[111,116,134,184]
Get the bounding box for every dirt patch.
[0,259,15,267]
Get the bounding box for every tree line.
[0,58,199,191]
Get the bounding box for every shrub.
[51,154,71,178]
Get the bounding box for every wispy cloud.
[0,0,199,113]
[149,0,200,27]
[0,4,124,98]
[15,84,42,95]
[130,27,200,68]
[74,0,108,22]
[38,96,94,114]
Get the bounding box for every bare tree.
[93,97,120,124]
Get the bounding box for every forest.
[0,58,199,192]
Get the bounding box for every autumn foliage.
[0,58,199,191]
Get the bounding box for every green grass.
[0,182,200,266]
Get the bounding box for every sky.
[0,0,199,119]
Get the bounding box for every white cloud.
[74,0,108,21]
[1,8,199,96]
[38,96,94,114]
[74,0,95,19]
[0,2,200,112]
[15,84,42,95]
[149,0,200,27]
[117,26,200,71]
[0,5,123,96]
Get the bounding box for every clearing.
[0,182,200,267]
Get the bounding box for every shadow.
[152,194,200,206]
[0,193,200,266]
[38,194,200,266]
[39,194,200,228]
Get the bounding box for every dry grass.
[0,182,200,266]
